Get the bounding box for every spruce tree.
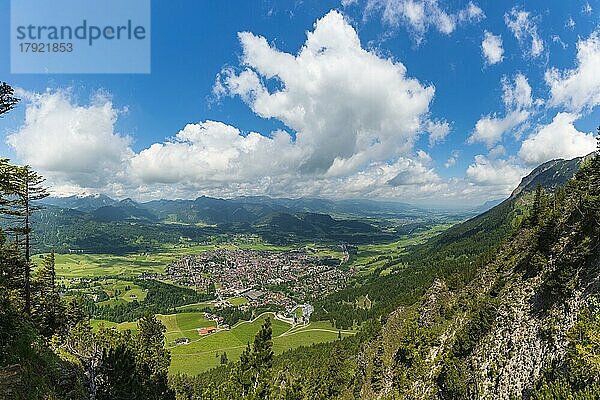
[530,185,547,226]
[235,342,254,396]
[135,313,174,400]
[97,342,140,400]
[8,165,49,314]
[252,317,273,373]
[32,252,65,337]
[232,317,274,398]
[0,82,19,116]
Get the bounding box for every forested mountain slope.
[33,195,441,253]
[310,155,590,330]
[354,155,599,399]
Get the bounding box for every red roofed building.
[198,327,217,335]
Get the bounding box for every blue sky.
[0,0,598,205]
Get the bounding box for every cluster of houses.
[165,248,353,307]
[202,312,229,329]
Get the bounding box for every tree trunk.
[24,183,30,315]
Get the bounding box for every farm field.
[350,223,453,275]
[92,312,356,375]
[169,313,355,374]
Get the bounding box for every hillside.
[352,156,600,398]
[33,195,463,253]
[509,155,588,198]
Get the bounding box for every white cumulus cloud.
[481,31,504,65]
[466,154,528,188]
[6,89,132,188]
[469,73,533,147]
[518,112,596,165]
[129,121,301,184]
[545,30,600,113]
[217,10,436,177]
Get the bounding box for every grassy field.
[350,223,453,275]
[49,243,236,279]
[90,319,138,332]
[228,296,249,306]
[169,313,355,374]
[92,312,355,375]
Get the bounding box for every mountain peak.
[510,155,585,199]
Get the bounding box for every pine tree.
[63,296,87,332]
[32,252,65,337]
[530,185,547,226]
[0,82,19,116]
[371,342,385,392]
[135,313,174,400]
[252,317,273,373]
[0,232,25,295]
[36,252,56,290]
[250,317,273,399]
[235,342,254,397]
[8,165,49,314]
[232,318,274,398]
[0,159,17,214]
[97,342,141,400]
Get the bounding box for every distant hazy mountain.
[91,198,158,222]
[143,196,288,225]
[42,193,117,212]
[234,196,428,217]
[42,194,439,226]
[471,198,504,214]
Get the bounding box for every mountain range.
[32,156,589,255]
[42,194,441,224]
[34,194,442,254]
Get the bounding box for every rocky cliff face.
[357,231,599,400]
[471,237,599,399]
[356,155,600,399]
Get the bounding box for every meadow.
[93,312,355,375]
[349,223,454,275]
